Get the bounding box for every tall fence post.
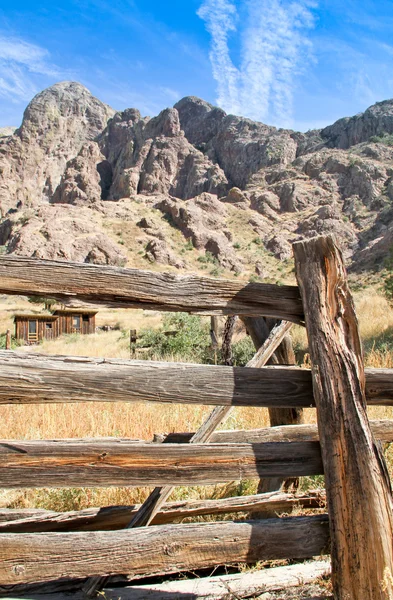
[130,329,137,358]
[241,316,303,494]
[293,235,393,600]
[210,316,219,365]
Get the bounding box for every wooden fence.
[0,236,392,599]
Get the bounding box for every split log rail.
[0,238,392,599]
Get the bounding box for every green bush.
[231,336,255,366]
[28,296,56,310]
[0,333,23,350]
[197,251,218,266]
[136,313,256,366]
[210,266,224,277]
[137,313,212,362]
[370,133,393,146]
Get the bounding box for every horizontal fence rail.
[0,351,392,406]
[0,256,304,321]
[0,515,329,585]
[0,490,326,532]
[0,440,323,488]
[157,419,393,444]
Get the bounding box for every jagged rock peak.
[175,96,216,110]
[175,96,226,146]
[111,108,142,124]
[145,107,181,138]
[17,81,115,141]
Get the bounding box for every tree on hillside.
[27,296,57,311]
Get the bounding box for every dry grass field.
[0,286,392,512]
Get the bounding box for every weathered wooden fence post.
[5,329,11,350]
[210,316,219,364]
[222,316,237,365]
[241,316,303,494]
[293,235,393,600]
[130,329,137,358]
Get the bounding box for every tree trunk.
[293,235,393,600]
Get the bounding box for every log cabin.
[14,309,97,344]
[52,309,97,336]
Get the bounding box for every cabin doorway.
[28,320,38,342]
[72,315,81,333]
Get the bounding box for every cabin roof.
[13,314,58,321]
[53,309,98,315]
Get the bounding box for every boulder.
[145,239,185,269]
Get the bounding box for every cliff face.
[1,81,393,276]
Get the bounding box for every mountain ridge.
[0,81,393,281]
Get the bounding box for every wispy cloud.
[198,0,317,127]
[159,86,181,102]
[197,0,241,115]
[0,35,61,102]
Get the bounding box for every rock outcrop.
[1,82,393,273]
[175,96,297,189]
[98,106,228,201]
[156,193,242,272]
[0,82,114,215]
[5,205,126,266]
[52,142,109,205]
[321,99,393,149]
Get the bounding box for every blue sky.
[0,0,393,131]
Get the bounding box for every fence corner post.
[293,235,393,600]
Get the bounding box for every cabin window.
[82,315,89,322]
[45,323,53,329]
[28,320,38,341]
[72,315,81,331]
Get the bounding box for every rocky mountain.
[1,80,393,281]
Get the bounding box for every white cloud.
[197,0,241,115]
[0,35,61,102]
[198,0,317,127]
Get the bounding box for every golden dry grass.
[0,286,392,511]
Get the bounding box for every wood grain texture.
[0,490,326,532]
[0,256,304,321]
[0,350,313,407]
[0,351,391,407]
[294,235,393,600]
[157,419,393,444]
[0,515,330,585]
[8,560,330,599]
[0,439,324,488]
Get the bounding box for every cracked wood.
[0,351,391,406]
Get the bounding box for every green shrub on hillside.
[370,133,393,146]
[135,313,256,366]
